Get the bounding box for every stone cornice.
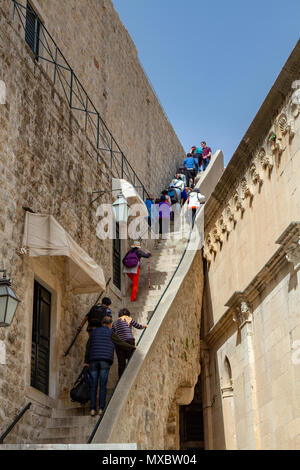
[204,221,300,347]
[204,39,300,236]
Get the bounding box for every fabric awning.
[112,178,149,217]
[22,213,106,294]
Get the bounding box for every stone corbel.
[289,81,300,119]
[277,111,295,142]
[276,222,300,270]
[225,291,253,329]
[258,147,273,172]
[203,245,212,265]
[240,174,255,200]
[250,155,264,187]
[225,201,237,227]
[212,224,223,246]
[206,233,217,255]
[175,385,195,406]
[219,210,231,237]
[232,187,245,215]
[268,131,283,158]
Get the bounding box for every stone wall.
[202,42,300,449]
[10,0,185,196]
[0,0,184,443]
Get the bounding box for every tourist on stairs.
[123,241,152,302]
[158,195,171,238]
[84,316,135,416]
[183,153,199,185]
[201,141,212,171]
[186,184,206,225]
[113,308,147,378]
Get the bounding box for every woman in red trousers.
[123,241,151,302]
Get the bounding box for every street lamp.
[0,270,20,327]
[112,192,129,224]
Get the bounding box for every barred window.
[25,2,41,59]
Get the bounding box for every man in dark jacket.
[77,297,112,334]
[84,316,135,416]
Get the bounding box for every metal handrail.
[87,217,200,443]
[0,402,32,443]
[11,0,150,201]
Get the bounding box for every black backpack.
[87,304,109,329]
[70,366,91,405]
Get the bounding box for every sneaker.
[90,409,96,417]
[98,409,103,415]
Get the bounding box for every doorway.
[31,280,51,395]
[179,375,205,450]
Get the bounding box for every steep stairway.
[34,229,189,444]
[33,151,223,446]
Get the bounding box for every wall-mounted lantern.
[0,270,20,327]
[112,193,129,224]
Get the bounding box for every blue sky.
[112,0,300,165]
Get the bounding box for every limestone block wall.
[202,41,300,450]
[11,0,185,195]
[0,1,171,444]
[0,3,115,442]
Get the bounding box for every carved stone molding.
[232,188,245,215]
[249,156,264,186]
[268,131,283,158]
[225,292,253,329]
[276,222,300,270]
[257,147,273,171]
[276,111,295,142]
[240,174,254,200]
[289,81,300,118]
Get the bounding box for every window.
[31,281,51,395]
[25,2,40,59]
[113,223,121,290]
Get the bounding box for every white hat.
[131,241,141,249]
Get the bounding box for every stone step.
[35,435,91,445]
[47,415,97,428]
[39,425,95,440]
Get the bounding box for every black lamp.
[0,270,20,327]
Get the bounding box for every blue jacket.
[145,198,154,217]
[88,327,115,364]
[85,327,135,364]
[184,157,199,170]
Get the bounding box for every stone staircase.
[34,228,189,444]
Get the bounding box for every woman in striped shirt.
[113,308,147,378]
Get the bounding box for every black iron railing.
[0,402,32,443]
[11,0,150,201]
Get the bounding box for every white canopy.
[22,213,106,294]
[112,178,149,217]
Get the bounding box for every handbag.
[70,366,91,404]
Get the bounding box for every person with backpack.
[192,146,203,172]
[84,316,136,416]
[145,195,155,227]
[113,308,147,378]
[123,242,152,301]
[184,153,199,185]
[158,195,171,237]
[186,185,206,225]
[77,297,112,334]
[201,141,212,171]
